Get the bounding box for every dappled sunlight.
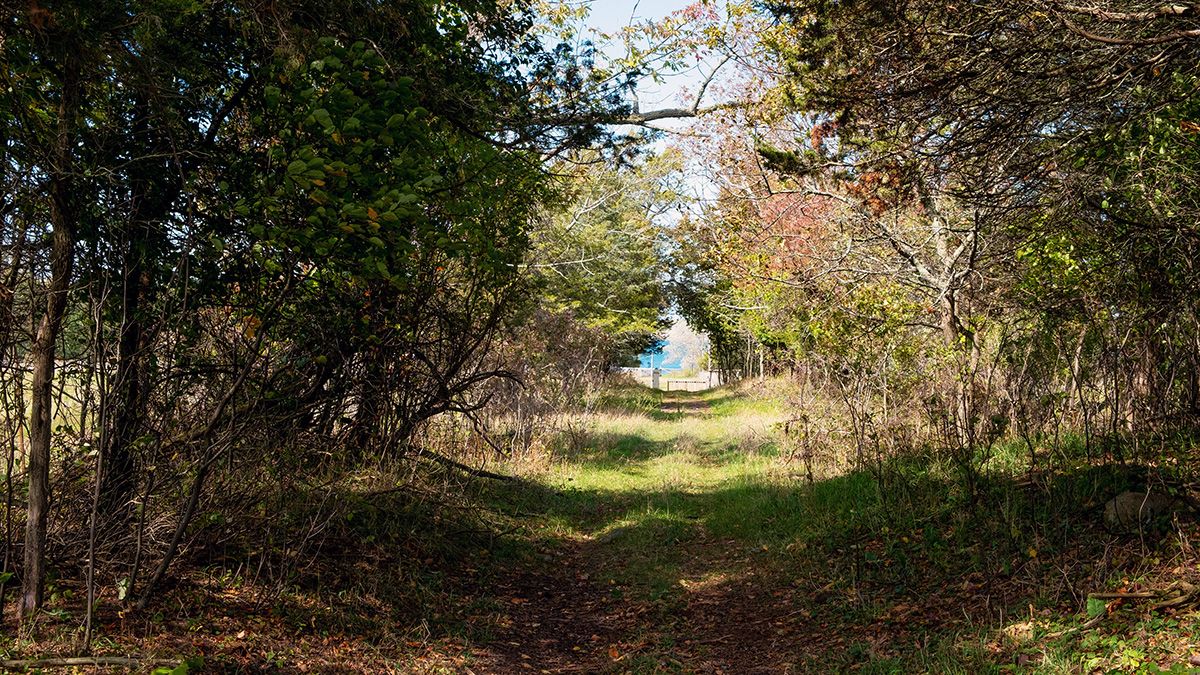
[676,569,738,594]
[545,443,783,496]
[517,386,795,500]
[9,0,1199,670]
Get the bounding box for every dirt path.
[657,395,713,417]
[469,542,627,673]
[465,389,824,673]
[469,545,798,673]
[445,386,1073,673]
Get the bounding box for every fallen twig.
[0,656,178,669]
[415,448,523,483]
[1044,612,1105,640]
[1046,582,1200,640]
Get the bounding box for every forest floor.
[8,383,1200,672]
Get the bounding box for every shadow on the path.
[467,415,1160,673]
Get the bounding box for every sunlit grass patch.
[481,380,1200,672]
[590,383,663,416]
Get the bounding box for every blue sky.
[586,1,694,34]
[584,0,713,132]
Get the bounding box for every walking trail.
[457,387,945,673]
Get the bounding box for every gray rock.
[596,526,635,544]
[1103,491,1186,533]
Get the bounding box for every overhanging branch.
[607,54,736,127]
[1055,2,1198,23]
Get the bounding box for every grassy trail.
[468,386,860,673]
[14,382,1194,672]
[437,384,1200,674]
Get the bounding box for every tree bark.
[22,55,79,618]
[99,248,146,516]
[101,93,180,517]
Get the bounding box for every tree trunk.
[349,352,389,456]
[99,258,146,516]
[22,57,79,618]
[101,95,178,517]
[940,291,980,451]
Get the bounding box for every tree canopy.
[5,1,1200,668]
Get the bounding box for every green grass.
[477,380,1200,671]
[589,383,664,416]
[26,377,1195,671]
[485,387,783,597]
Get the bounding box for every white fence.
[613,368,723,391]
